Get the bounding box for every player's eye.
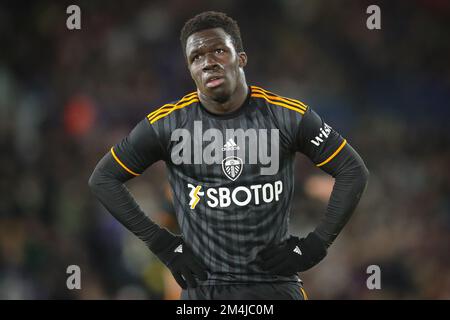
[215,48,225,54]
[192,55,200,62]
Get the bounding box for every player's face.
[186,28,247,102]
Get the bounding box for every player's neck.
[198,82,249,115]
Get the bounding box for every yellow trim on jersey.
[316,139,347,167]
[250,86,308,111]
[147,92,197,119]
[110,147,140,176]
[147,93,197,122]
[251,93,306,114]
[251,89,307,112]
[300,287,309,300]
[252,85,308,105]
[147,92,198,124]
[149,98,199,124]
[147,97,197,122]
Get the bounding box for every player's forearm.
[314,143,369,247]
[88,152,165,251]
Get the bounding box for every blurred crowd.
[0,0,449,299]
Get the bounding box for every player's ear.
[238,52,247,68]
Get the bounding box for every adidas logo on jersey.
[222,139,240,151]
[174,244,183,253]
[171,121,280,175]
[293,246,302,255]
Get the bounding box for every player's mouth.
[205,76,225,88]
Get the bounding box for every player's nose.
[202,53,220,72]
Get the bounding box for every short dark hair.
[180,11,244,57]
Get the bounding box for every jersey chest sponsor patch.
[170,121,280,178]
[187,180,283,209]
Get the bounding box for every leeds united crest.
[222,156,243,181]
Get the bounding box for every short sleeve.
[295,107,347,168]
[110,119,165,177]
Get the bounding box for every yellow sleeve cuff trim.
[316,139,347,167]
[110,147,140,176]
[300,287,309,300]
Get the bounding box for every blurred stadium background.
[0,0,449,299]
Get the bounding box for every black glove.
[260,232,327,276]
[151,229,207,289]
